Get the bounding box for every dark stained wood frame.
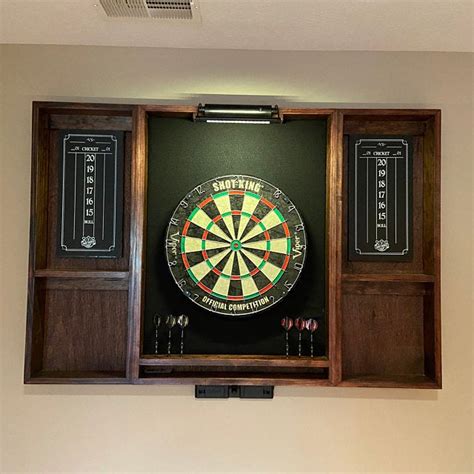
[24,103,441,388]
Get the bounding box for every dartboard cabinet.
[24,103,441,388]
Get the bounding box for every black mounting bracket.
[195,385,274,399]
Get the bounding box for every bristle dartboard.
[165,175,306,316]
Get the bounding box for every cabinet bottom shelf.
[338,374,440,389]
[139,355,329,369]
[26,370,128,384]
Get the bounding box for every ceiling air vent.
[100,0,198,20]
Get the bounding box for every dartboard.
[165,175,306,316]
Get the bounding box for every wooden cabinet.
[24,103,441,388]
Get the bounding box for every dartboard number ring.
[165,175,307,316]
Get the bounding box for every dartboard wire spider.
[179,194,292,301]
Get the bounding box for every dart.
[280,317,293,357]
[153,314,162,354]
[305,318,319,358]
[166,315,176,355]
[177,314,189,355]
[294,317,306,357]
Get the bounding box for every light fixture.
[195,104,281,124]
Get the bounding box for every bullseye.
[230,240,242,251]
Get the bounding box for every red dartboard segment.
[197,281,213,294]
[259,282,274,295]
[249,267,260,276]
[166,175,306,317]
[260,197,276,209]
[182,253,190,269]
[182,220,191,236]
[227,295,245,301]
[198,196,213,208]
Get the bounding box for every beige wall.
[0,45,472,473]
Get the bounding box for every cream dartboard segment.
[165,175,307,316]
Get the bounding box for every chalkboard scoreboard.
[349,136,412,261]
[57,130,124,258]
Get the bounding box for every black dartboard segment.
[165,175,307,316]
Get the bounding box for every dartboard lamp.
[195,103,281,124]
[24,102,441,390]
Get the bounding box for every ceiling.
[0,0,472,52]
